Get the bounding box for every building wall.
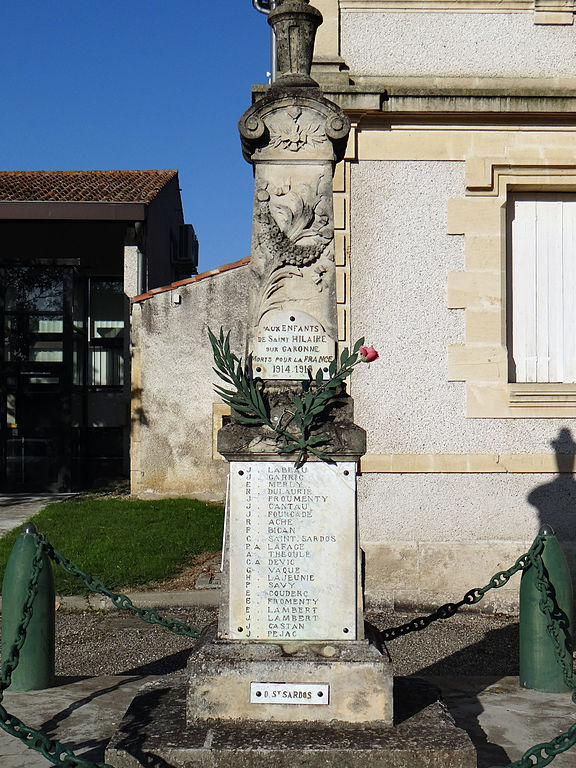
[146,175,187,290]
[327,4,576,610]
[341,10,576,78]
[131,265,251,500]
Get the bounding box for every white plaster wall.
[357,470,576,610]
[135,267,251,499]
[357,472,557,542]
[349,160,576,605]
[341,12,576,78]
[350,160,576,456]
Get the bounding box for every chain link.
[526,546,576,699]
[380,537,543,642]
[379,533,576,768]
[488,542,576,768]
[0,535,112,767]
[43,539,201,639]
[0,531,201,766]
[492,720,576,768]
[2,530,576,768]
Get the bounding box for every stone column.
[239,2,349,375]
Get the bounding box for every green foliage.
[0,498,224,595]
[209,327,366,467]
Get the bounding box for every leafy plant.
[209,327,375,467]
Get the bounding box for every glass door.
[1,265,72,491]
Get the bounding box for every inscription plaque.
[227,461,357,641]
[251,309,336,380]
[250,682,330,705]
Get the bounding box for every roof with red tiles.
[0,170,178,203]
[133,256,251,303]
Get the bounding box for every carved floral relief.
[249,167,336,335]
[267,106,327,153]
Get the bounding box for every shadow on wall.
[527,428,576,542]
[130,387,149,427]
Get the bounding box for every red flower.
[359,345,379,363]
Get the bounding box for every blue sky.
[0,1,271,272]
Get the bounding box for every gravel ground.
[16,606,520,679]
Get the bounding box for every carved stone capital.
[239,93,350,165]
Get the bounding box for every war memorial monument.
[107,2,475,764]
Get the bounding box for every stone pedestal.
[187,625,393,725]
[106,677,476,768]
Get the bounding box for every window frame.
[447,163,576,417]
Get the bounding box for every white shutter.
[510,194,576,383]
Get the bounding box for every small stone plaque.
[250,309,336,380]
[250,682,330,705]
[226,461,358,641]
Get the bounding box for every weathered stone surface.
[217,392,366,462]
[268,0,322,88]
[106,677,476,768]
[223,461,360,641]
[186,624,392,724]
[239,91,349,363]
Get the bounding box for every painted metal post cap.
[23,522,38,534]
[268,0,323,86]
[539,523,555,536]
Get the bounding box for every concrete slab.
[429,676,576,768]
[0,495,75,538]
[0,674,575,767]
[0,675,156,768]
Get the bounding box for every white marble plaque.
[250,682,330,705]
[251,310,336,380]
[226,461,357,641]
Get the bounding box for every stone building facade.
[133,0,576,610]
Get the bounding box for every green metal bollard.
[520,524,573,693]
[1,522,55,691]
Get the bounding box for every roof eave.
[0,201,147,221]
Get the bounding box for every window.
[88,279,125,386]
[447,161,576,417]
[3,267,64,363]
[508,194,576,384]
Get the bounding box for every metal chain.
[492,720,576,768]
[379,533,576,768]
[0,702,111,768]
[43,538,201,638]
[0,535,112,768]
[380,536,544,642]
[3,530,575,768]
[488,545,576,768]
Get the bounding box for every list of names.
[227,461,357,641]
